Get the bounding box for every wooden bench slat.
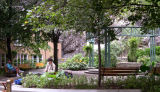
[101,67,139,76]
[101,70,138,73]
[101,68,139,70]
[101,73,138,76]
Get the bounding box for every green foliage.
[128,37,140,62]
[126,0,160,30]
[103,76,160,92]
[83,44,93,56]
[25,0,67,71]
[22,72,98,88]
[156,46,160,55]
[94,49,117,68]
[66,0,116,39]
[22,73,39,88]
[136,46,160,59]
[136,49,148,58]
[137,55,158,72]
[59,54,88,70]
[22,73,160,92]
[137,56,150,66]
[110,40,125,57]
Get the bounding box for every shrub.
[136,49,146,58]
[137,56,150,66]
[137,46,160,58]
[156,46,160,55]
[128,37,140,62]
[137,56,158,72]
[94,49,117,68]
[83,44,93,56]
[22,73,39,88]
[59,54,88,70]
[22,73,160,92]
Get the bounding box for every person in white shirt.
[45,58,55,72]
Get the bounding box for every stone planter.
[116,62,141,69]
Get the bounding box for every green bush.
[128,37,140,62]
[83,44,93,56]
[22,72,160,92]
[136,49,146,58]
[137,56,158,72]
[136,46,160,58]
[59,54,88,70]
[22,73,39,88]
[110,40,126,56]
[156,46,160,55]
[94,49,117,68]
[22,72,97,88]
[137,56,150,66]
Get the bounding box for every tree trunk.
[53,41,58,72]
[6,0,13,62]
[52,30,61,72]
[98,31,102,87]
[6,36,12,61]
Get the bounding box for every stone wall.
[60,32,86,58]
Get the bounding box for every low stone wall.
[116,62,141,68]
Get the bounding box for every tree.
[111,0,160,31]
[25,0,67,72]
[128,0,160,30]
[65,0,121,87]
[0,0,40,61]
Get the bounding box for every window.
[16,54,28,64]
[32,55,43,63]
[24,54,28,61]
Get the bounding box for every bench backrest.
[101,67,139,76]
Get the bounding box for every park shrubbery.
[59,54,88,70]
[22,73,160,92]
[128,37,140,62]
[94,49,117,68]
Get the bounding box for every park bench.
[0,80,12,92]
[4,66,16,77]
[153,67,160,74]
[101,67,140,76]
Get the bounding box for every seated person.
[6,60,23,77]
[45,58,55,72]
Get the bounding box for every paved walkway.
[12,89,141,92]
[0,86,141,92]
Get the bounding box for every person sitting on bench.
[6,60,23,77]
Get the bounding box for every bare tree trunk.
[6,0,13,62]
[53,41,58,72]
[6,36,12,61]
[98,31,102,87]
[51,30,61,72]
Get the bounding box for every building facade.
[0,42,62,68]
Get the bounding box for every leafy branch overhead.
[24,0,67,72]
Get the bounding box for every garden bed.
[21,71,160,92]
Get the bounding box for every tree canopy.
[24,0,67,71]
[0,0,41,60]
